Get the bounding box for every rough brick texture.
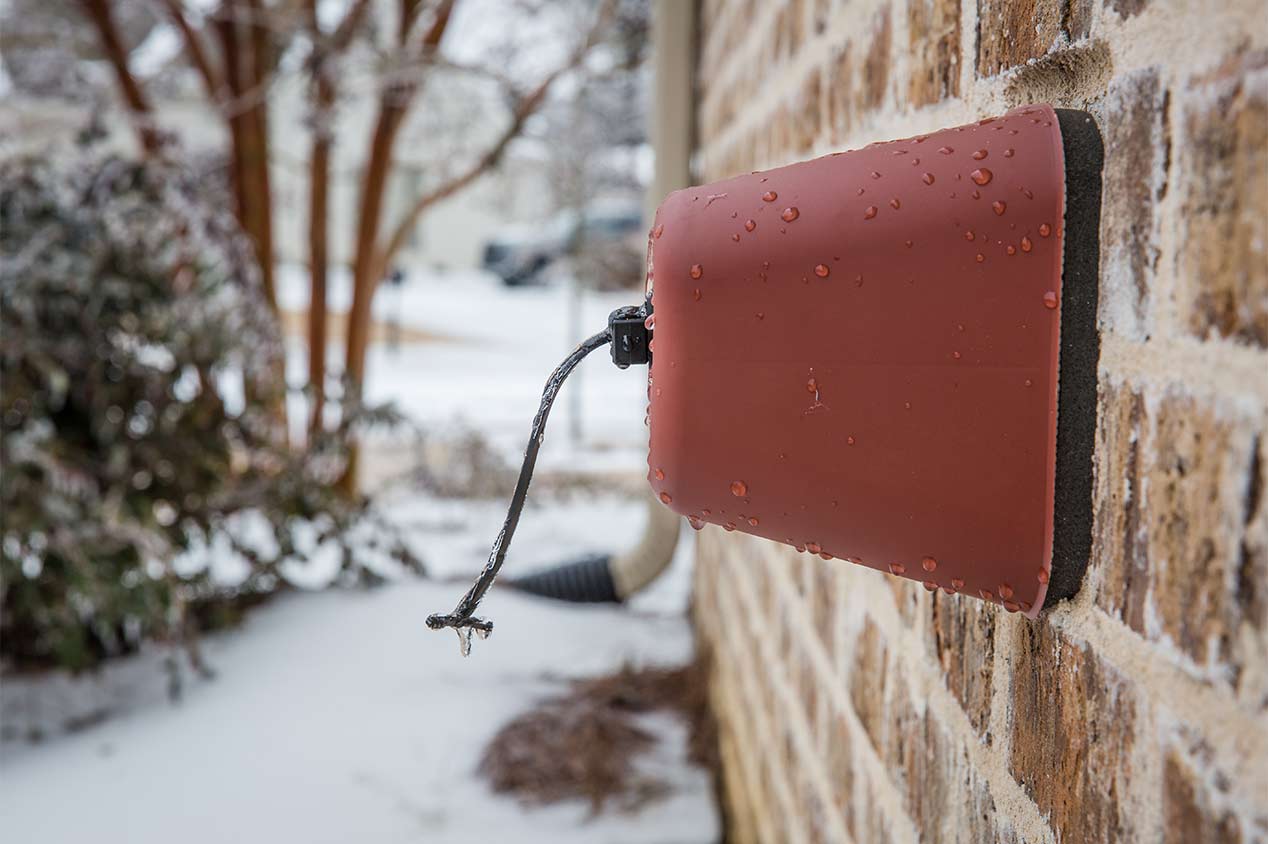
[691,1,1268,841]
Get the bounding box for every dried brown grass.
[479,658,717,815]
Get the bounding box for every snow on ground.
[1,270,716,842]
[0,577,713,843]
[278,264,650,472]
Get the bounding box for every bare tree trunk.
[244,0,277,310]
[79,0,163,154]
[213,5,277,312]
[307,70,334,436]
[345,102,405,393]
[339,0,458,493]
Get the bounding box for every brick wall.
[689,1,1267,841]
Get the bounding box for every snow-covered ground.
[1,270,717,842]
[279,264,650,471]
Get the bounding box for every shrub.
[0,149,420,674]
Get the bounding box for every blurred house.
[0,0,569,273]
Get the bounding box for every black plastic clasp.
[609,301,652,369]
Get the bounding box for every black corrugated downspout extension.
[508,553,621,603]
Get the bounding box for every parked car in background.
[480,212,575,287]
[482,203,644,290]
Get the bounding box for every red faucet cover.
[646,105,1101,617]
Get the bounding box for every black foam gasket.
[1044,109,1104,607]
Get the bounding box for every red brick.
[931,591,996,736]
[1011,622,1139,843]
[976,0,1064,77]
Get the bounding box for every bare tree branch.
[79,0,163,153]
[375,0,618,276]
[304,0,371,437]
[161,0,224,101]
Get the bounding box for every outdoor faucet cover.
[644,104,1103,617]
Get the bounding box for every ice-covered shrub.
[0,150,421,673]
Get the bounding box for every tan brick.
[849,617,890,752]
[908,0,962,106]
[825,712,855,827]
[931,591,996,736]
[1177,50,1268,348]
[795,68,822,154]
[862,7,892,113]
[1239,436,1268,703]
[825,45,855,141]
[1067,0,1095,39]
[874,661,1022,844]
[1163,749,1243,844]
[691,3,1268,842]
[1108,0,1149,19]
[976,0,1065,77]
[1141,394,1261,680]
[810,559,836,660]
[1011,622,1139,843]
[1095,67,1168,340]
[1093,383,1150,632]
[1096,387,1267,693]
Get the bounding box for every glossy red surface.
[647,105,1067,617]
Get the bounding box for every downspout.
[508,0,697,605]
